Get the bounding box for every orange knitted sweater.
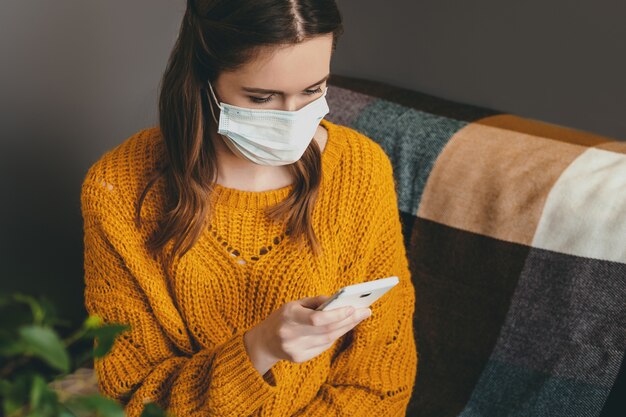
[81,118,418,417]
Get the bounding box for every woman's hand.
[243,295,372,376]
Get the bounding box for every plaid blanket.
[326,74,626,417]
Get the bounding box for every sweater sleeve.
[292,148,418,417]
[81,177,279,417]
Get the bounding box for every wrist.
[244,326,278,376]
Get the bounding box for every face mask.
[207,80,330,166]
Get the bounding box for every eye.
[249,95,274,104]
[304,86,323,95]
[248,85,323,104]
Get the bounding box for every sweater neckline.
[209,119,344,210]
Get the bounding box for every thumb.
[298,295,330,310]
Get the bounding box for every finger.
[298,295,330,310]
[307,304,358,328]
[290,300,354,326]
[288,296,333,325]
[306,307,371,335]
[305,314,369,349]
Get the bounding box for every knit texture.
[81,118,418,417]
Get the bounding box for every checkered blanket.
[326,74,626,417]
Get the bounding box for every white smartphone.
[315,276,399,311]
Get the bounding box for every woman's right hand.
[243,295,372,375]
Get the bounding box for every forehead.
[219,34,333,92]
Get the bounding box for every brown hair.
[135,0,344,271]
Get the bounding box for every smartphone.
[315,276,399,311]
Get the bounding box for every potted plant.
[0,292,173,417]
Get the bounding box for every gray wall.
[331,0,626,141]
[0,0,185,322]
[1,0,624,324]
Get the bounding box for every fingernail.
[360,309,372,319]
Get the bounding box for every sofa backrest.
[326,73,626,417]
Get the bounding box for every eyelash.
[249,86,323,104]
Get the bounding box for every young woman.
[81,1,418,416]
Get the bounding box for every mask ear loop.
[206,80,222,125]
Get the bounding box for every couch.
[53,74,625,417]
[325,74,626,417]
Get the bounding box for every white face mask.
[207,80,330,166]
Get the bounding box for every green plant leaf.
[26,374,59,417]
[140,402,175,417]
[12,293,46,325]
[2,373,33,416]
[37,296,61,325]
[84,323,131,358]
[83,315,103,329]
[57,409,77,417]
[64,393,125,417]
[29,374,47,410]
[18,325,70,373]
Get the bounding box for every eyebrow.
[241,74,330,94]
